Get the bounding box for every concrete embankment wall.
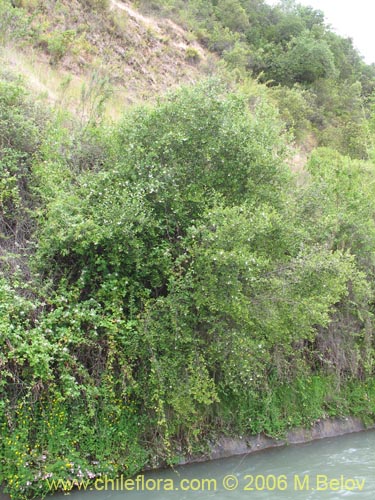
[179,417,375,464]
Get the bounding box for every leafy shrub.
[214,0,249,33]
[0,0,30,46]
[39,29,76,64]
[185,46,200,63]
[222,41,250,72]
[269,84,313,139]
[267,33,337,86]
[0,74,47,260]
[207,23,239,54]
[114,79,289,228]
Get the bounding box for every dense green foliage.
[138,0,375,157]
[141,0,374,89]
[1,0,375,498]
[1,75,375,499]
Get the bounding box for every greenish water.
[49,430,375,500]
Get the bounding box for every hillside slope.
[2,0,213,114]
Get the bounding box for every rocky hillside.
[2,0,213,114]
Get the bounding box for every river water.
[50,430,375,500]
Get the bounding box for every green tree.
[267,32,337,86]
[215,0,250,33]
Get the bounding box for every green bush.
[0,0,31,46]
[214,0,249,33]
[269,84,313,139]
[267,33,337,86]
[1,76,375,499]
[185,46,200,63]
[39,29,76,64]
[0,74,47,256]
[222,41,250,72]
